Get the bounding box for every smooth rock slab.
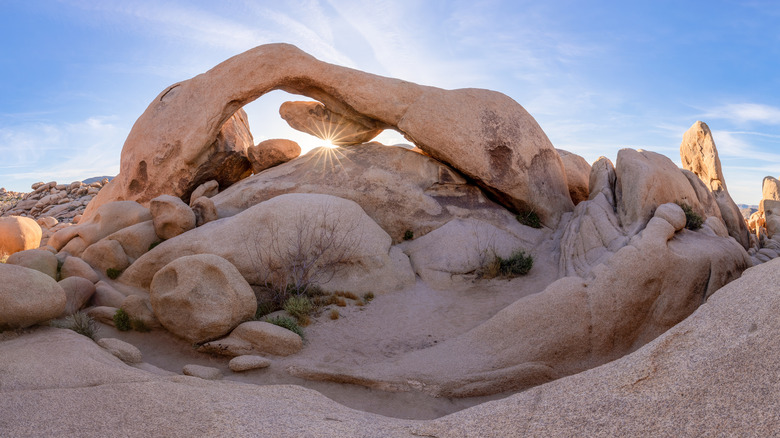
[229,355,271,372]
[97,338,143,364]
[0,264,66,329]
[182,364,222,380]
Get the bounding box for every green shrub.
[53,312,100,340]
[113,309,132,331]
[498,250,534,276]
[106,268,122,280]
[267,315,305,339]
[283,295,313,322]
[678,203,703,230]
[255,300,278,320]
[403,230,414,240]
[131,318,151,332]
[362,292,375,303]
[516,211,542,229]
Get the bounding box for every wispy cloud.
[702,103,780,125]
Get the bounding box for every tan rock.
[37,216,58,229]
[103,220,158,262]
[81,239,130,274]
[149,195,196,240]
[280,101,383,146]
[214,143,515,242]
[680,121,750,249]
[200,321,302,357]
[6,249,58,279]
[123,193,414,295]
[588,156,617,205]
[557,149,591,205]
[763,176,780,203]
[246,139,301,174]
[82,43,573,227]
[764,199,780,239]
[0,216,42,256]
[191,196,218,227]
[58,277,95,315]
[189,180,219,205]
[182,364,222,380]
[149,254,257,344]
[97,338,142,364]
[91,281,126,308]
[86,306,118,325]
[60,256,99,283]
[228,355,271,372]
[120,294,160,329]
[0,264,66,329]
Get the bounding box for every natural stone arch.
[84,43,573,226]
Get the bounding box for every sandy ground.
[99,240,560,420]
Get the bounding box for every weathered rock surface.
[97,338,143,364]
[680,121,750,249]
[149,195,196,240]
[189,180,219,205]
[214,142,520,242]
[58,276,96,315]
[150,254,257,344]
[1,179,109,229]
[199,321,303,357]
[83,43,573,226]
[292,204,750,397]
[280,101,383,145]
[246,138,302,174]
[124,193,415,295]
[0,216,42,256]
[190,196,218,227]
[229,355,271,372]
[60,256,99,283]
[0,264,66,329]
[182,364,223,380]
[6,248,58,279]
[81,239,131,274]
[557,149,591,205]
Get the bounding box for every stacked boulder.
[746,176,780,265]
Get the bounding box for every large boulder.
[199,321,303,357]
[246,139,301,174]
[149,195,196,240]
[0,264,66,329]
[280,101,383,146]
[82,43,573,227]
[213,142,520,242]
[149,254,257,344]
[0,216,42,256]
[48,201,151,256]
[680,121,750,249]
[6,249,58,279]
[557,149,591,205]
[123,193,415,295]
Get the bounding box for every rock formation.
[557,149,591,205]
[280,101,384,145]
[680,121,750,249]
[82,43,574,227]
[0,216,42,256]
[246,139,302,174]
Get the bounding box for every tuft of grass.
[516,211,542,229]
[678,203,703,230]
[53,312,100,340]
[403,230,414,241]
[329,309,340,320]
[131,318,151,332]
[255,300,278,320]
[480,250,534,278]
[283,295,313,322]
[334,297,347,307]
[113,309,132,331]
[106,268,122,280]
[267,315,304,339]
[362,292,374,303]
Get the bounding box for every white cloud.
[702,103,780,125]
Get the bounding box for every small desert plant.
[329,309,340,320]
[678,203,703,230]
[131,318,151,332]
[113,309,132,331]
[106,268,122,280]
[334,297,347,307]
[362,292,375,303]
[53,312,100,340]
[498,250,534,276]
[255,300,278,320]
[403,230,414,241]
[516,210,542,229]
[267,315,305,339]
[283,295,313,323]
[333,290,359,300]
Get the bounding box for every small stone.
[182,364,222,380]
[97,338,143,364]
[229,355,271,372]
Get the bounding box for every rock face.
[123,193,415,295]
[557,149,591,205]
[214,143,519,242]
[149,195,196,240]
[6,249,58,279]
[680,121,750,249]
[1,179,109,225]
[199,321,303,357]
[0,264,66,329]
[246,139,301,174]
[0,216,42,256]
[82,108,253,218]
[82,43,573,227]
[280,101,384,145]
[149,254,257,344]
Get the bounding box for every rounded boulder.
[150,254,257,344]
[0,216,42,256]
[0,264,66,329]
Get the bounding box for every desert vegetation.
[51,312,100,340]
[678,203,704,230]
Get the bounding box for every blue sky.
[1,0,779,204]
